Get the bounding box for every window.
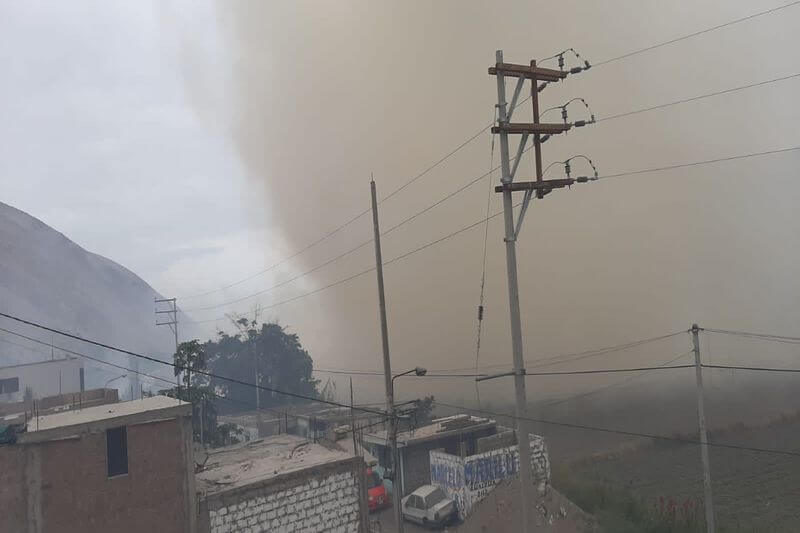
[106,427,128,477]
[425,488,446,508]
[0,377,19,394]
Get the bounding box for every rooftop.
[24,395,186,434]
[0,387,119,420]
[364,414,496,447]
[0,356,80,371]
[196,434,354,496]
[337,436,378,466]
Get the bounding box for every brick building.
[196,434,369,533]
[0,395,195,533]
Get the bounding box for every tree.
[415,395,435,425]
[162,340,242,447]
[173,339,206,390]
[205,318,320,414]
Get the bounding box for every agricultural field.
[556,414,800,532]
[438,371,800,531]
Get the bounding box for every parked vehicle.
[366,468,389,512]
[401,485,457,528]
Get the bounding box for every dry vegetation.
[556,412,800,532]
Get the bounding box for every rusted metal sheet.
[488,63,567,82]
[491,123,571,135]
[494,179,574,193]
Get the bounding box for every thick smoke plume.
[180,1,799,408]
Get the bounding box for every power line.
[189,74,797,317]
[542,351,693,407]
[313,330,686,377]
[527,332,686,370]
[0,325,386,438]
[184,73,797,316]
[0,311,386,417]
[593,1,800,67]
[703,364,800,374]
[526,364,693,376]
[380,124,493,204]
[473,109,497,409]
[0,334,54,358]
[598,146,800,180]
[0,325,176,387]
[185,164,500,313]
[433,400,800,458]
[305,324,800,379]
[435,330,686,374]
[597,72,800,122]
[179,5,798,304]
[194,141,797,323]
[192,266,374,325]
[178,105,527,303]
[193,200,516,324]
[316,364,694,379]
[184,238,373,312]
[313,368,484,378]
[178,208,370,301]
[704,328,800,344]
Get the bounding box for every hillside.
[0,201,178,395]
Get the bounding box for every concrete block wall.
[400,444,434,497]
[396,427,498,497]
[475,429,515,454]
[207,467,363,533]
[430,433,551,520]
[529,434,550,491]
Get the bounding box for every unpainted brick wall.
[0,416,193,533]
[0,444,27,531]
[207,468,362,533]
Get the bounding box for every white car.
[401,485,457,528]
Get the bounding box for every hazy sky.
[2,1,798,405]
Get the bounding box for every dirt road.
[370,505,455,533]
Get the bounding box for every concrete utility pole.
[350,377,359,457]
[370,178,403,533]
[254,342,262,437]
[692,324,716,533]
[481,50,594,531]
[155,297,180,401]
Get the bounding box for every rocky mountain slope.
[0,201,177,395]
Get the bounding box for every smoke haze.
[176,0,800,408]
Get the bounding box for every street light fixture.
[104,374,127,389]
[391,367,427,393]
[387,366,427,521]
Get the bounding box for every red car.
[366,468,389,512]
